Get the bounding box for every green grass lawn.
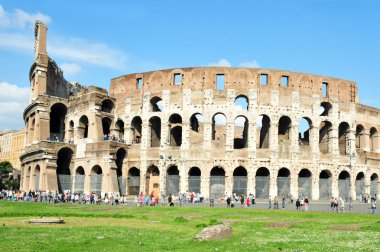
[0,202,379,251]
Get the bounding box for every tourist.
[304,198,309,211]
[268,196,272,209]
[246,196,250,208]
[226,196,231,208]
[274,196,279,209]
[371,198,377,214]
[168,194,174,206]
[282,197,286,210]
[240,194,245,208]
[339,197,345,213]
[296,199,301,211]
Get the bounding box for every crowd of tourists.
[0,189,377,214]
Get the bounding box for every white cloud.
[239,60,259,68]
[0,82,29,130]
[0,32,33,52]
[208,59,232,67]
[0,4,51,30]
[60,62,82,75]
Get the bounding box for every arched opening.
[338,122,350,155]
[25,166,31,190]
[166,165,180,196]
[298,169,312,198]
[277,168,290,198]
[67,120,74,141]
[56,147,73,193]
[34,165,40,191]
[257,115,270,149]
[169,114,182,147]
[355,124,365,149]
[78,115,89,139]
[278,116,291,140]
[338,171,350,200]
[145,165,160,196]
[320,102,332,116]
[355,172,365,199]
[234,116,248,149]
[299,117,312,145]
[102,117,112,138]
[115,119,125,141]
[370,127,378,152]
[90,165,102,195]
[116,148,127,195]
[233,166,247,195]
[188,167,201,194]
[50,103,67,141]
[150,96,163,112]
[370,173,379,197]
[131,116,142,144]
[209,166,225,199]
[319,120,332,154]
[255,167,270,199]
[128,167,140,195]
[234,95,249,111]
[101,99,114,113]
[212,113,227,147]
[319,170,332,199]
[190,113,204,144]
[74,167,85,193]
[149,116,161,147]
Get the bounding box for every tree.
[0,161,18,190]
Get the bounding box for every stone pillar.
[84,174,91,194]
[290,173,298,199]
[372,132,380,153]
[139,171,147,196]
[141,122,150,150]
[203,121,212,150]
[225,122,234,151]
[269,172,277,198]
[247,169,255,195]
[290,123,299,153]
[361,129,370,152]
[162,123,170,147]
[45,165,58,192]
[248,121,256,157]
[310,126,320,160]
[29,166,35,191]
[201,175,210,199]
[350,174,356,200]
[181,122,190,150]
[331,174,338,198]
[179,162,187,193]
[312,175,319,200]
[330,124,339,159]
[269,122,278,151]
[159,163,166,196]
[225,171,233,195]
[108,166,119,195]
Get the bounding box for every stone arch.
[90,165,103,195]
[209,166,225,199]
[78,115,89,139]
[115,119,125,140]
[74,166,85,193]
[188,167,201,194]
[298,169,312,198]
[166,165,180,196]
[56,147,73,193]
[319,169,332,199]
[277,168,291,198]
[338,170,350,200]
[67,120,74,141]
[299,117,312,145]
[102,117,112,137]
[278,116,292,141]
[101,99,114,113]
[319,120,332,154]
[116,148,127,195]
[149,116,161,147]
[320,102,332,116]
[257,114,270,149]
[355,124,365,149]
[355,172,365,199]
[234,95,249,111]
[190,113,204,145]
[255,167,270,199]
[212,113,227,144]
[234,116,248,149]
[370,173,379,197]
[370,127,378,152]
[131,116,142,144]
[233,166,247,195]
[150,96,163,112]
[338,122,350,155]
[146,165,160,196]
[169,114,182,147]
[128,167,140,195]
[50,103,67,141]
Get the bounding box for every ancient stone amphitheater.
[20,21,380,200]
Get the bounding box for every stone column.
[269,122,278,151]
[330,124,339,160]
[290,173,298,199]
[269,172,277,198]
[225,122,234,151]
[179,162,187,193]
[312,175,319,200]
[331,174,338,198]
[162,123,170,147]
[310,126,320,160]
[181,122,190,150]
[225,171,233,195]
[141,122,150,150]
[350,174,356,200]
[201,175,210,199]
[248,121,256,158]
[29,166,35,191]
[139,171,147,196]
[84,174,91,194]
[203,121,212,150]
[247,169,255,195]
[361,129,370,152]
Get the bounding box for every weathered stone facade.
[20,21,380,200]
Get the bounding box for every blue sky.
[0,0,380,130]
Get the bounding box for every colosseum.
[20,21,380,201]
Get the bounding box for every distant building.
[19,21,380,200]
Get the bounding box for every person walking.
[296,199,301,211]
[371,199,377,214]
